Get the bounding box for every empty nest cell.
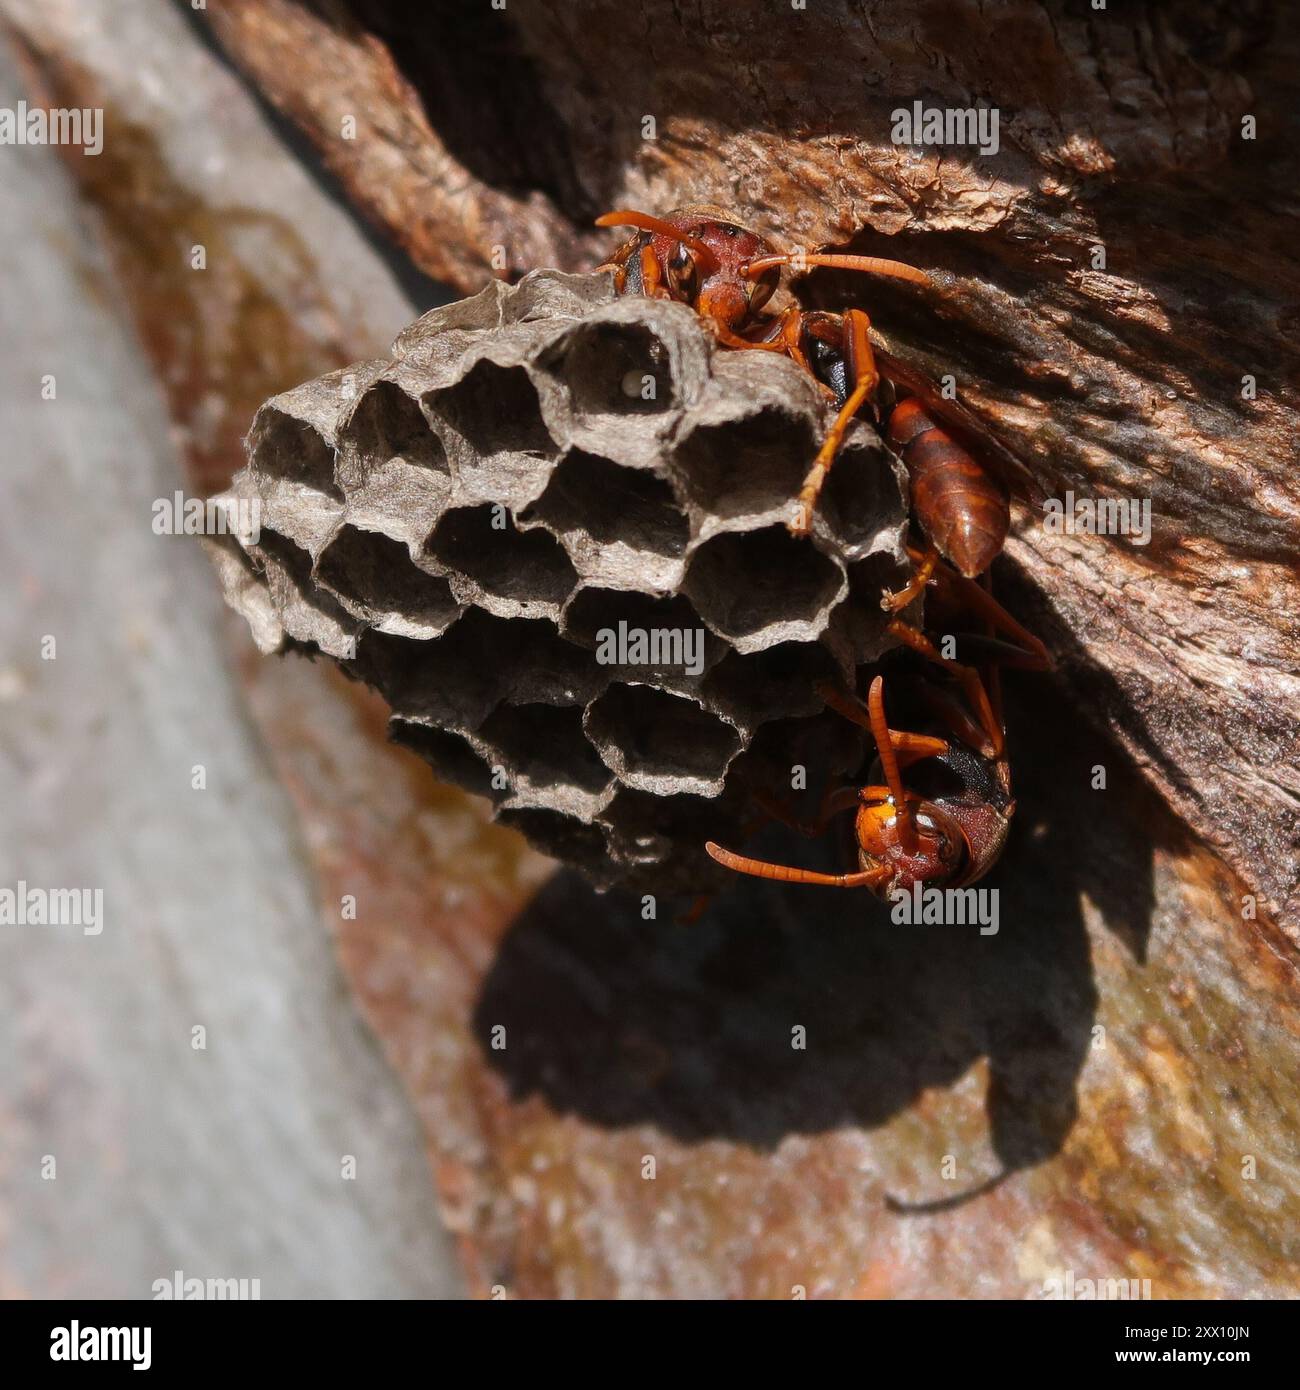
[560,588,714,666]
[423,358,556,479]
[683,525,845,650]
[351,619,505,731]
[251,529,359,660]
[425,504,578,617]
[315,524,459,637]
[673,405,814,522]
[356,611,602,731]
[728,707,869,806]
[598,784,743,871]
[586,684,742,796]
[477,703,613,800]
[525,449,689,557]
[702,641,845,729]
[337,378,449,489]
[816,433,909,559]
[247,404,342,502]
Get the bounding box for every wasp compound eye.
[667,243,699,299]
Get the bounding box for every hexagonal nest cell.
[205,270,910,892]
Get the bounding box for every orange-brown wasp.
[703,555,1047,899]
[595,206,1032,601]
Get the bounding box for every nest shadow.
[474,671,1157,1175]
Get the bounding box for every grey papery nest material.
[205,270,910,891]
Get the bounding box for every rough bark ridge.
[207,0,1299,929]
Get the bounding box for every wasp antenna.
[743,252,931,287]
[867,676,918,852]
[705,842,889,890]
[594,209,718,271]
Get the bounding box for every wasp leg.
[791,308,878,537]
[814,679,949,766]
[981,571,1005,738]
[885,619,1005,760]
[938,633,1051,673]
[906,676,991,758]
[881,541,939,614]
[639,244,674,300]
[925,556,1052,671]
[723,308,840,398]
[711,303,804,355]
[775,305,818,376]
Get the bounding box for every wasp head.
[854,794,966,896]
[596,206,782,335]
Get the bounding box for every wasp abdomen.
[886,397,1008,578]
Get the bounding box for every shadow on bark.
[311,0,595,217]
[475,672,1167,1178]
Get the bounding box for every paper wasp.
[595,205,1036,607]
[703,556,1049,898]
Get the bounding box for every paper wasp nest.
[206,271,908,891]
